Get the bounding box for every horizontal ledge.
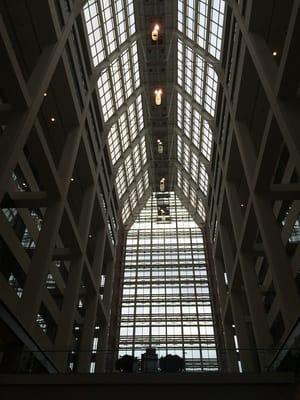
[52,248,73,261]
[3,191,50,208]
[0,372,296,386]
[267,184,300,200]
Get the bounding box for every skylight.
[176,0,225,222]
[107,95,144,165]
[84,0,136,67]
[84,0,225,227]
[83,0,149,224]
[115,136,147,200]
[178,0,225,60]
[97,42,140,122]
[121,170,150,224]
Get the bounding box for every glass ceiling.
[83,0,225,227]
[176,0,225,224]
[84,0,150,222]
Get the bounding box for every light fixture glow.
[70,177,75,182]
[151,24,160,41]
[160,177,166,191]
[272,51,277,56]
[158,140,163,154]
[154,89,163,105]
[50,117,55,122]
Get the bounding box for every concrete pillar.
[77,294,98,373]
[239,253,273,369]
[223,319,239,372]
[53,256,84,370]
[230,292,258,372]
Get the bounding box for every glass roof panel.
[121,170,150,224]
[176,0,225,222]
[84,0,136,66]
[84,0,225,226]
[107,95,145,165]
[177,0,224,58]
[84,1,149,222]
[97,41,141,123]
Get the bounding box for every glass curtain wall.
[119,192,218,371]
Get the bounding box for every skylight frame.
[83,0,149,225]
[176,0,225,222]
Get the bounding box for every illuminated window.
[119,193,218,371]
[175,1,224,219]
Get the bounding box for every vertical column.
[239,253,273,369]
[223,319,239,372]
[19,125,82,327]
[103,259,115,312]
[253,194,300,326]
[95,318,109,372]
[78,186,95,240]
[219,224,235,278]
[230,291,258,372]
[214,257,228,312]
[53,256,84,369]
[77,294,98,372]
[92,228,106,278]
[233,68,300,330]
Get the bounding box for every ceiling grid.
[83,0,225,227]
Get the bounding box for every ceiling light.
[158,141,163,154]
[50,117,55,122]
[151,24,160,41]
[272,51,277,56]
[154,89,162,105]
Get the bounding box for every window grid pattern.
[204,64,218,117]
[176,1,224,220]
[107,95,144,165]
[177,93,213,162]
[177,170,206,221]
[177,136,209,196]
[177,38,218,117]
[101,0,117,54]
[208,0,225,59]
[119,193,217,371]
[84,0,135,67]
[97,42,140,122]
[116,137,147,201]
[84,0,149,222]
[177,0,224,59]
[83,1,105,66]
[121,170,150,223]
[289,215,300,243]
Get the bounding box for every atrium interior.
[0,0,300,398]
